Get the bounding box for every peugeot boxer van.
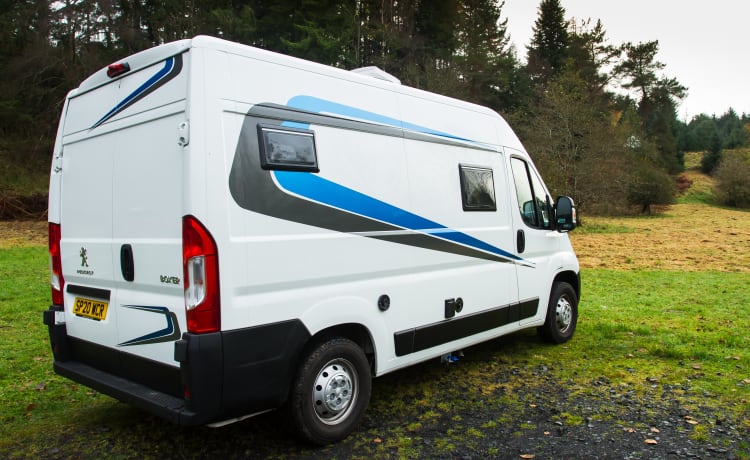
[44,35,579,444]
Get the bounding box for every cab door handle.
[516,229,526,254]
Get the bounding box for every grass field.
[1,199,749,458]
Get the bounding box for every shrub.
[714,154,750,208]
[626,165,674,214]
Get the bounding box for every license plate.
[73,297,109,321]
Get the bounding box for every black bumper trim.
[45,305,311,426]
[54,360,204,425]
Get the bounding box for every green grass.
[0,247,118,449]
[576,221,635,234]
[550,270,750,398]
[1,245,749,458]
[0,246,51,404]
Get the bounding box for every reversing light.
[107,62,130,78]
[185,255,207,308]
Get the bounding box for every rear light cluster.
[182,216,220,333]
[49,223,64,305]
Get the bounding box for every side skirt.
[394,299,538,357]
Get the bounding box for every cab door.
[505,149,564,325]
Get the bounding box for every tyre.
[540,281,578,344]
[289,337,372,445]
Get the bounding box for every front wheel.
[540,281,578,344]
[289,337,372,445]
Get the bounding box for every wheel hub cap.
[556,296,572,333]
[313,360,356,424]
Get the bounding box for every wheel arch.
[539,270,580,344]
[305,323,376,373]
[553,270,580,300]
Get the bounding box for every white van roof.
[75,39,192,95]
[71,35,523,150]
[77,36,496,114]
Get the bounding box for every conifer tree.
[717,108,747,148]
[567,19,619,99]
[455,0,523,111]
[526,0,569,85]
[701,129,723,175]
[280,0,359,68]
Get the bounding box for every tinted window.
[258,125,319,172]
[459,165,496,211]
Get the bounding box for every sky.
[501,0,749,121]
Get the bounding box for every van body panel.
[45,35,580,430]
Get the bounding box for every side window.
[459,165,496,211]
[510,157,552,229]
[257,124,319,172]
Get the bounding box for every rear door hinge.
[177,121,189,147]
[52,150,63,173]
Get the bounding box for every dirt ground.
[0,220,47,249]
[570,203,750,273]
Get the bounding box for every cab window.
[510,157,552,229]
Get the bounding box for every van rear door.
[58,50,189,370]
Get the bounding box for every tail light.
[49,223,64,305]
[182,216,220,333]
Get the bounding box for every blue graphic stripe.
[118,305,177,346]
[280,121,311,130]
[92,57,176,129]
[287,95,472,143]
[273,171,523,262]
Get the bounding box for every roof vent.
[350,66,401,84]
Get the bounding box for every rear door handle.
[121,244,135,281]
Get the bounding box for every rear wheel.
[289,337,371,445]
[540,281,578,344]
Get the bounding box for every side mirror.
[555,196,577,232]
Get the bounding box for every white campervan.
[44,36,580,444]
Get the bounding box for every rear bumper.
[43,306,311,426]
[54,359,201,424]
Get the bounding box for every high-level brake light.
[107,62,130,78]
